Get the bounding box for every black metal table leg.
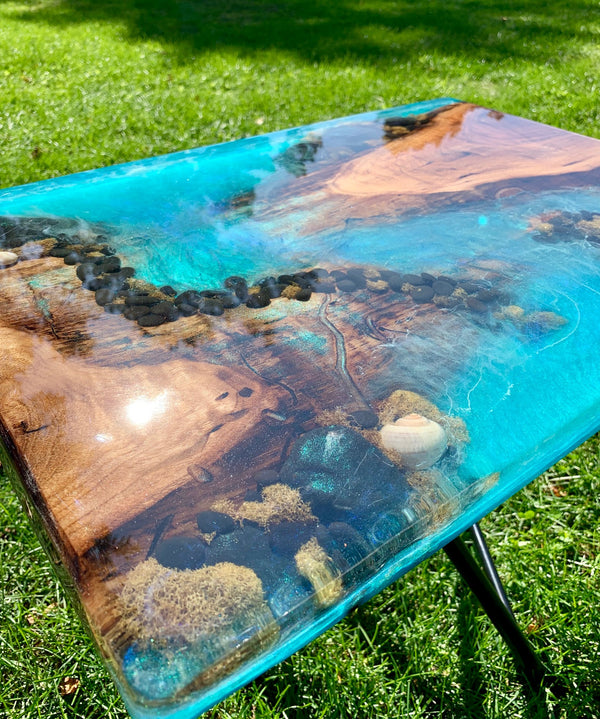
[443,525,547,690]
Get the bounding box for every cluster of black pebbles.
[1,215,512,329]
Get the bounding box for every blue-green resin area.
[2,98,600,719]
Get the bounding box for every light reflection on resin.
[1,99,600,718]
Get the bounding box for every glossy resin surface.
[2,99,600,718]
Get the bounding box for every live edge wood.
[2,101,600,636]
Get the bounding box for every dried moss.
[281,283,302,299]
[379,389,445,425]
[118,558,273,644]
[315,407,353,428]
[366,279,388,292]
[295,537,343,607]
[214,484,315,528]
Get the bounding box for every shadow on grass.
[4,0,598,66]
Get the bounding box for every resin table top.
[2,99,600,718]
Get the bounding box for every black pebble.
[296,288,312,301]
[410,285,435,303]
[125,294,159,307]
[220,292,241,309]
[458,280,483,294]
[420,272,436,285]
[64,251,83,265]
[96,256,121,273]
[345,268,367,288]
[403,273,426,286]
[350,409,379,429]
[123,305,149,320]
[224,276,249,301]
[95,288,115,306]
[196,510,236,535]
[178,302,197,317]
[437,275,457,287]
[137,313,165,326]
[379,270,404,292]
[245,290,270,308]
[254,469,280,488]
[76,262,99,282]
[151,301,179,321]
[466,297,488,313]
[49,247,74,258]
[431,280,454,296]
[269,521,316,557]
[336,279,356,292]
[239,387,253,397]
[197,297,224,315]
[154,535,207,570]
[160,285,177,296]
[476,288,500,303]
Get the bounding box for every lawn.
[1,0,599,717]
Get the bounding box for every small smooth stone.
[466,297,488,313]
[431,280,454,296]
[277,274,296,286]
[159,285,177,296]
[125,294,159,306]
[198,297,225,315]
[254,469,280,488]
[83,277,105,291]
[350,409,379,429]
[48,247,73,258]
[345,268,367,288]
[311,279,337,293]
[76,262,99,281]
[239,387,253,397]
[63,251,83,265]
[177,302,197,317]
[245,290,270,308]
[476,288,500,303]
[187,463,213,482]
[420,272,436,285]
[379,270,404,292]
[97,256,121,273]
[0,251,18,268]
[402,273,426,286]
[410,285,435,303]
[269,521,316,557]
[151,301,179,321]
[458,280,483,294]
[296,288,312,301]
[137,313,165,327]
[437,275,457,287]
[300,487,350,524]
[205,527,271,568]
[224,276,249,301]
[220,292,241,309]
[123,306,149,320]
[174,290,202,308]
[336,279,356,292]
[95,288,115,306]
[196,510,236,535]
[154,535,207,570]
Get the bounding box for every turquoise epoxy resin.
[1,99,600,718]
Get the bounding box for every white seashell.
[380,413,447,469]
[0,251,18,269]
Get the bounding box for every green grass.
[1,0,600,717]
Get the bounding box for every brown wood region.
[1,101,598,638]
[262,102,600,236]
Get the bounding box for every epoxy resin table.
[2,99,600,718]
